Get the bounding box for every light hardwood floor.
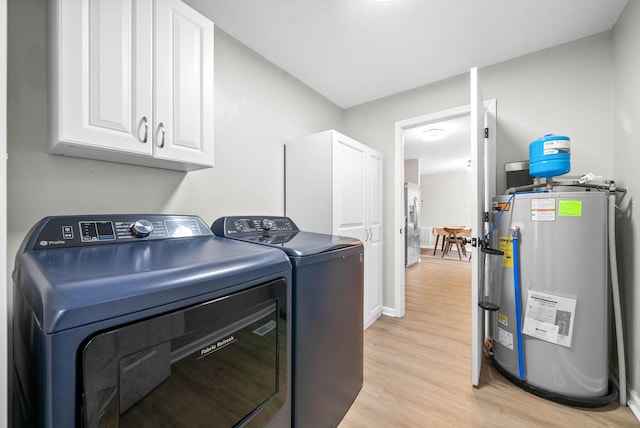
[338,255,638,427]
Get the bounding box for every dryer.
[212,216,364,428]
[12,214,292,428]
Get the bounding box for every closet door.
[364,149,383,328]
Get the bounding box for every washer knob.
[261,218,274,230]
[130,219,154,238]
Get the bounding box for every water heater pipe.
[484,193,516,241]
[511,226,525,381]
[609,192,627,406]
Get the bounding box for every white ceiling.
[404,115,471,175]
[187,0,628,173]
[190,0,627,109]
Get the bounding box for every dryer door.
[81,278,287,427]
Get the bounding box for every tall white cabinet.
[285,130,383,329]
[48,0,214,171]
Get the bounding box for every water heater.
[489,190,615,406]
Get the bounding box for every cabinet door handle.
[138,116,148,143]
[157,122,165,148]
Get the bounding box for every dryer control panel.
[211,216,299,237]
[32,214,213,250]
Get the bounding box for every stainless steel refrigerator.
[405,182,421,267]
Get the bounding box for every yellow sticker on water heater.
[558,200,583,217]
[499,237,513,268]
[498,313,508,326]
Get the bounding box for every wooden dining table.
[432,226,472,256]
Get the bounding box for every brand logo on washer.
[40,240,65,247]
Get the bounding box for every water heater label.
[543,139,571,154]
[499,237,513,268]
[497,313,508,326]
[531,198,556,221]
[522,290,576,348]
[497,327,513,350]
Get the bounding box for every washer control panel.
[211,216,299,237]
[33,215,212,250]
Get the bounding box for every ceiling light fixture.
[423,127,444,141]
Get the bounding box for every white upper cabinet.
[48,0,214,171]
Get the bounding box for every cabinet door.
[50,0,153,155]
[331,134,367,243]
[154,0,214,167]
[364,150,383,328]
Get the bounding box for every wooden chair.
[432,227,446,256]
[442,227,466,260]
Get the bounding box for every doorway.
[392,101,496,318]
[403,113,472,258]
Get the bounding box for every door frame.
[1,0,8,425]
[392,100,496,320]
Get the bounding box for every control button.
[62,226,74,239]
[261,218,274,230]
[130,219,154,238]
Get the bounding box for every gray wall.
[612,0,640,411]
[420,171,472,233]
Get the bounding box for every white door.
[470,67,486,387]
[365,149,383,328]
[154,0,214,166]
[470,70,498,386]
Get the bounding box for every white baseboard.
[365,306,401,330]
[629,390,640,423]
[382,305,400,318]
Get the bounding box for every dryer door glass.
[80,278,287,427]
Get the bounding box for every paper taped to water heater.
[522,290,576,347]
